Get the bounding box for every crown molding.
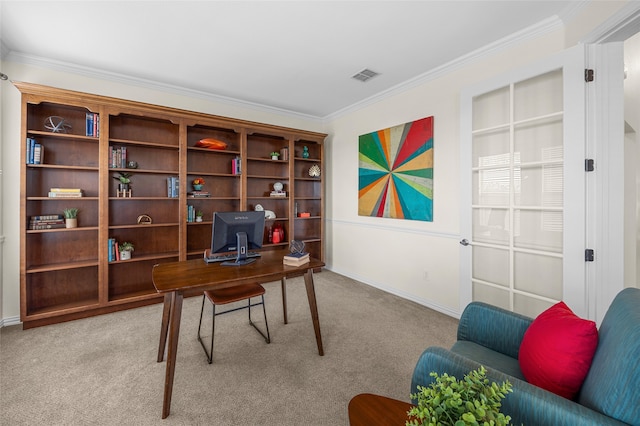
[4,51,325,124]
[324,14,565,121]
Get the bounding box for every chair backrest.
[578,287,640,424]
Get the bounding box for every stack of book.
[167,176,179,198]
[26,137,44,164]
[86,113,100,137]
[29,214,65,230]
[109,145,127,168]
[48,188,83,198]
[188,191,210,198]
[283,251,310,266]
[231,156,241,175]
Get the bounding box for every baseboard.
[0,316,22,328]
[326,266,461,319]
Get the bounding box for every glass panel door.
[461,45,586,318]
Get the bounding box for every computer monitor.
[209,211,265,266]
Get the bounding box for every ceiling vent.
[352,68,379,82]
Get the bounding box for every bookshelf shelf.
[18,82,325,328]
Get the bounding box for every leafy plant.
[270,151,280,157]
[119,242,134,252]
[113,172,132,184]
[406,366,512,426]
[63,208,78,219]
[196,210,203,217]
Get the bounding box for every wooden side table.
[348,393,414,425]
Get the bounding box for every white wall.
[325,29,566,317]
[1,1,632,324]
[325,1,632,317]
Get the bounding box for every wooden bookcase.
[17,82,326,328]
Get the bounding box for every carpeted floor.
[0,270,458,425]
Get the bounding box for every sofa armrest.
[411,347,626,426]
[457,302,532,359]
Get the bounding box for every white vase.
[65,218,77,228]
[196,216,203,222]
[120,250,132,260]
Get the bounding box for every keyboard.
[204,251,261,264]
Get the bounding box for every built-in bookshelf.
[18,82,326,328]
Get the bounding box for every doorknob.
[460,239,470,246]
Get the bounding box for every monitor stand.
[222,232,257,266]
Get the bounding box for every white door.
[460,45,587,318]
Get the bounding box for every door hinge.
[585,69,594,82]
[585,159,594,172]
[585,249,595,262]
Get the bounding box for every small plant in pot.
[195,210,204,222]
[270,151,280,160]
[406,366,512,426]
[119,241,134,260]
[192,177,205,191]
[63,208,78,228]
[113,172,132,190]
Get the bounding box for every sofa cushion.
[518,301,598,400]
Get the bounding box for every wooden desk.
[152,249,325,418]
[348,393,413,426]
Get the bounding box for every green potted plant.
[63,207,78,228]
[270,151,280,160]
[119,241,134,260]
[113,172,132,190]
[196,210,204,222]
[406,366,513,426]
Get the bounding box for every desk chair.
[197,283,271,364]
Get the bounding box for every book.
[284,251,309,259]
[188,191,210,198]
[29,216,66,230]
[48,191,83,198]
[283,256,310,267]
[50,188,82,193]
[167,176,179,198]
[30,214,64,220]
[232,156,241,175]
[33,143,43,164]
[86,113,100,137]
[283,252,310,266]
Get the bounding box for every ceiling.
[0,1,582,119]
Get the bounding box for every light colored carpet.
[0,270,458,425]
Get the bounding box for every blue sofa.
[411,288,640,425]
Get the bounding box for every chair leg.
[248,295,271,343]
[197,295,213,363]
[209,303,216,364]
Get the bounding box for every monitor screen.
[209,211,265,265]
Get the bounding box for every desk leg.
[303,269,324,356]
[157,293,172,362]
[162,291,183,419]
[281,277,288,324]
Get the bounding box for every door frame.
[583,2,640,324]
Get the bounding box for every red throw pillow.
[518,301,598,400]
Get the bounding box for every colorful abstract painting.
[358,116,433,221]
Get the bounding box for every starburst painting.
[358,116,433,221]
